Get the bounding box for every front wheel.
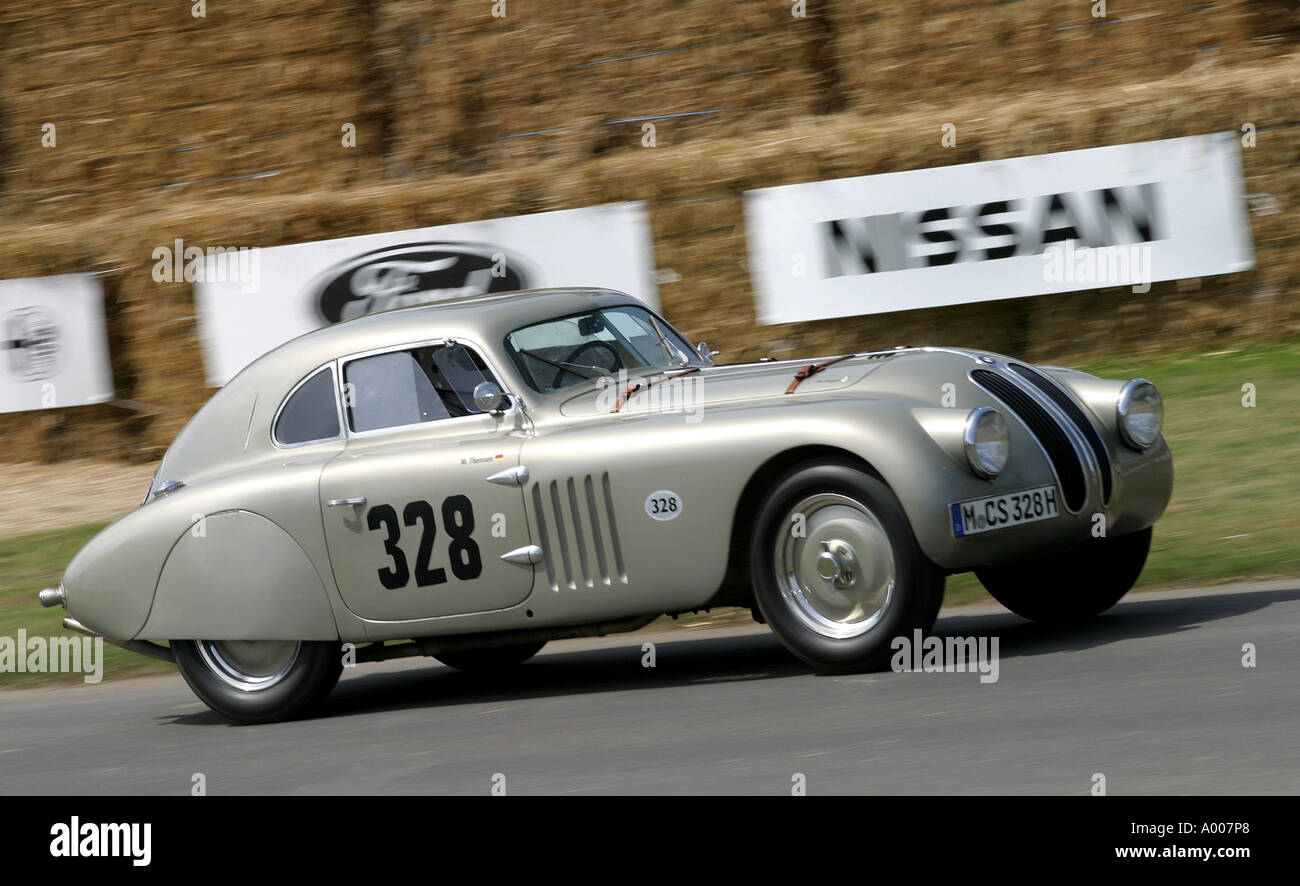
[172,639,343,724]
[749,462,945,672]
[975,527,1152,623]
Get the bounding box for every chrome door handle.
[327,497,367,508]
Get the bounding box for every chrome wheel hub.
[777,493,895,639]
[815,540,859,588]
[196,640,301,692]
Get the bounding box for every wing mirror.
[696,341,720,361]
[473,381,511,415]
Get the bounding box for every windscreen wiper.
[647,315,688,367]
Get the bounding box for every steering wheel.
[552,340,624,389]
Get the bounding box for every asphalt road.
[3,581,1298,795]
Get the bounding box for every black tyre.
[749,461,945,672]
[172,639,343,724]
[975,526,1152,623]
[434,641,546,672]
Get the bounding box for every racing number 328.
[366,496,482,590]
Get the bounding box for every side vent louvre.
[530,472,627,591]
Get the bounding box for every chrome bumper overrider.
[61,615,175,664]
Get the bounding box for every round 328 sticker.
[644,490,682,521]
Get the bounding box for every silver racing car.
[40,287,1172,722]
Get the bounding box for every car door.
[319,340,535,621]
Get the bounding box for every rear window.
[273,367,340,445]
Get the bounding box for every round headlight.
[1117,378,1163,450]
[964,407,1010,478]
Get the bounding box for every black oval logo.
[308,243,531,323]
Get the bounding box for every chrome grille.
[970,368,1089,512]
[1007,363,1113,504]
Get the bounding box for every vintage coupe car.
[40,287,1171,722]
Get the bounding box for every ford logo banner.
[309,243,531,323]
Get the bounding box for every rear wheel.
[173,639,342,724]
[749,461,945,672]
[976,527,1152,623]
[434,641,546,672]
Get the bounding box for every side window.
[343,343,500,433]
[430,344,494,416]
[274,367,341,445]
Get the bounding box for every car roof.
[234,286,646,391]
[161,284,650,475]
[328,286,641,341]
[161,287,653,480]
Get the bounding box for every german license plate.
[950,485,1060,537]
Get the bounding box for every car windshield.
[505,305,707,392]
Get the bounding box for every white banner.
[195,202,658,386]
[744,133,1255,324]
[0,274,114,414]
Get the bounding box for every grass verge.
[0,523,174,687]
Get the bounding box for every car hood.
[557,349,944,416]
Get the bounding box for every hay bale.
[2,2,1299,460]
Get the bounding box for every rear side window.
[343,343,500,433]
[273,367,340,445]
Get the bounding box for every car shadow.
[159,631,809,727]
[316,631,809,721]
[163,584,1299,726]
[935,585,1300,662]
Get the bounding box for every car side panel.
[127,445,356,642]
[518,406,756,620]
[140,511,338,640]
[61,512,180,641]
[351,396,1052,640]
[318,418,533,622]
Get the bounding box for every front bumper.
[37,582,175,663]
[922,436,1173,570]
[59,613,175,663]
